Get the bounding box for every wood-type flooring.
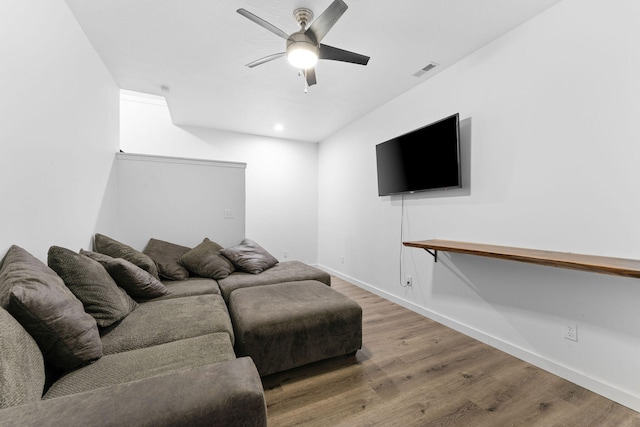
[262,277,640,426]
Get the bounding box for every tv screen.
[376,113,461,196]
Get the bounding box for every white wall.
[116,153,246,249]
[120,93,319,264]
[318,0,640,411]
[0,0,119,261]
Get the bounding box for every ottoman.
[228,280,362,376]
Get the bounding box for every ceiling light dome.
[286,32,319,69]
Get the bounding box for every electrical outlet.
[223,209,233,219]
[283,251,288,259]
[564,324,578,342]
[406,276,413,286]
[340,256,345,264]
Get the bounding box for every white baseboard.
[319,265,640,413]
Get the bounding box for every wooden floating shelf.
[403,239,640,279]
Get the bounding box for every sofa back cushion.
[143,238,191,281]
[94,234,159,279]
[0,245,102,372]
[0,306,45,409]
[80,250,169,301]
[220,239,278,274]
[48,246,138,327]
[179,238,234,280]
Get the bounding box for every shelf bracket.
[424,249,438,263]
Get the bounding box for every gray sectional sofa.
[0,234,360,426]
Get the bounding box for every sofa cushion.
[48,246,137,327]
[0,245,102,371]
[143,238,191,280]
[103,258,169,302]
[155,277,221,301]
[94,234,159,279]
[80,250,168,302]
[179,238,234,280]
[100,294,234,354]
[220,239,278,274]
[7,358,267,427]
[0,307,46,409]
[44,333,235,399]
[217,260,331,302]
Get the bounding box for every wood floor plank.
[263,277,640,426]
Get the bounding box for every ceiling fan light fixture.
[286,33,319,69]
[287,47,318,69]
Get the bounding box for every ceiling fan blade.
[306,0,348,43]
[319,44,370,65]
[245,52,286,68]
[304,68,317,86]
[237,9,289,40]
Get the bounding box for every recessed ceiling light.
[274,123,284,132]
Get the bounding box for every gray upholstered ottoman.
[228,280,362,376]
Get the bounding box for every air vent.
[413,62,438,77]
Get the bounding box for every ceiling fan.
[237,0,370,88]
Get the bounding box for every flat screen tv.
[376,113,461,196]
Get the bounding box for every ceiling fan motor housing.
[287,32,319,51]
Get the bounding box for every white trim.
[319,264,640,412]
[116,152,246,169]
[120,89,167,106]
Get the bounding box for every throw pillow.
[220,239,279,274]
[78,249,112,263]
[93,234,159,279]
[0,245,102,371]
[179,238,234,280]
[0,306,46,409]
[48,246,138,327]
[80,250,169,301]
[143,238,191,280]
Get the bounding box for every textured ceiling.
[65,0,562,142]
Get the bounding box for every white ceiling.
[65,0,562,143]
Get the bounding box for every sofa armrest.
[0,357,266,427]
